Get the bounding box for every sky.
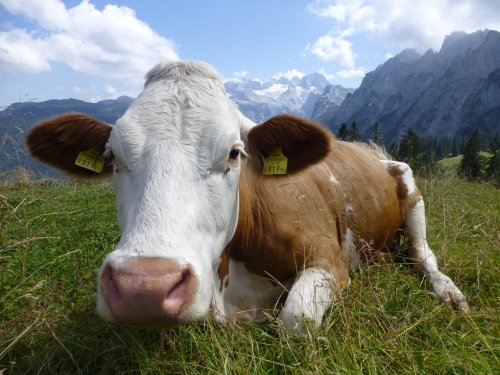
[1,0,500,107]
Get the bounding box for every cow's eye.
[229,148,240,160]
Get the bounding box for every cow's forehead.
[144,60,223,87]
[110,61,242,168]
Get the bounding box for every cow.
[26,61,469,333]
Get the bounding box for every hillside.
[0,75,353,176]
[2,30,500,176]
[0,96,133,176]
[328,29,500,145]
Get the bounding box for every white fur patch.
[97,61,252,323]
[380,160,416,196]
[214,259,289,323]
[280,267,335,334]
[404,199,469,311]
[343,228,362,269]
[329,174,339,185]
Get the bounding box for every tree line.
[335,121,499,183]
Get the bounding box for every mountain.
[311,84,355,123]
[224,72,351,123]
[328,29,500,145]
[0,96,133,176]
[0,71,355,176]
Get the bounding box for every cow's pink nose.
[100,256,195,326]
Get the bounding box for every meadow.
[0,174,498,374]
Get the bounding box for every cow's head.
[26,61,331,327]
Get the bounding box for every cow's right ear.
[26,113,113,177]
[246,114,332,175]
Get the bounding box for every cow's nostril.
[99,257,196,325]
[102,264,121,301]
[163,268,191,311]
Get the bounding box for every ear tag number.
[263,147,288,175]
[75,149,105,173]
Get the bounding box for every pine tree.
[486,150,500,184]
[349,121,361,142]
[490,133,499,153]
[459,129,482,181]
[338,123,349,141]
[397,129,421,170]
[372,122,384,145]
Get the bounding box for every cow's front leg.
[280,267,338,334]
[405,199,469,311]
[213,258,289,324]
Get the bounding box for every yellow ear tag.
[75,149,105,173]
[263,147,288,175]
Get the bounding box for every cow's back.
[227,140,403,284]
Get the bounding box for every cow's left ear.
[26,113,113,177]
[246,114,332,174]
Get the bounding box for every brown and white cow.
[26,61,468,333]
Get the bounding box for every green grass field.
[0,175,499,374]
[437,152,493,172]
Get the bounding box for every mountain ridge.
[2,29,500,175]
[328,29,500,145]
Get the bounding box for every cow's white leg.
[404,199,469,311]
[280,267,337,334]
[213,259,289,324]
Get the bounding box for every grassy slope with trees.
[337,121,499,183]
[0,171,498,373]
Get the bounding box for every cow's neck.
[224,163,299,282]
[227,163,261,257]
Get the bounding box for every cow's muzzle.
[99,256,196,326]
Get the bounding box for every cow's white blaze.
[96,61,251,323]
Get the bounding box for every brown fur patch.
[226,139,414,286]
[26,113,113,177]
[217,249,230,291]
[247,115,332,175]
[384,162,422,215]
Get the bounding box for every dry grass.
[0,175,498,374]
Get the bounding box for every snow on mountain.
[224,72,350,123]
[253,83,288,98]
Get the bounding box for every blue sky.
[1,0,500,107]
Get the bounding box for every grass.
[438,152,493,172]
[0,175,499,374]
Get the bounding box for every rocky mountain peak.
[393,49,421,64]
[329,29,500,145]
[224,71,351,122]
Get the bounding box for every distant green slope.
[438,151,493,171]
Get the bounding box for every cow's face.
[26,61,331,327]
[97,62,249,326]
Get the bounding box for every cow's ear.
[246,114,332,174]
[26,113,113,177]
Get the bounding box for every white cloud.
[318,68,336,81]
[224,70,250,82]
[307,0,376,35]
[233,70,249,79]
[307,0,500,53]
[55,85,84,94]
[272,69,305,80]
[0,28,50,74]
[336,68,365,78]
[104,84,118,96]
[306,34,356,68]
[0,0,179,78]
[1,0,71,30]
